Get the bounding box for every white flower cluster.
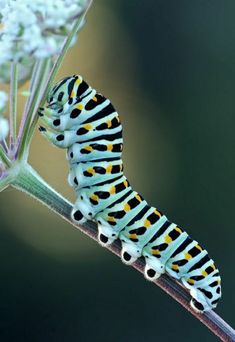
[0,91,9,140]
[0,0,87,64]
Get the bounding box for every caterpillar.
[38,75,221,312]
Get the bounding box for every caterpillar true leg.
[39,126,80,148]
[38,112,64,132]
[39,74,222,312]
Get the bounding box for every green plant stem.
[11,163,235,342]
[0,139,8,152]
[23,59,52,157]
[9,63,18,147]
[12,163,71,215]
[18,59,49,149]
[22,60,40,119]
[17,58,50,161]
[0,174,12,192]
[0,145,11,167]
[29,58,52,114]
[27,1,93,146]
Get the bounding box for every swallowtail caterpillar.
[38,75,221,312]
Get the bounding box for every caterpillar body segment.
[96,190,148,246]
[119,209,167,264]
[68,159,124,189]
[39,75,222,313]
[74,175,132,220]
[68,138,123,163]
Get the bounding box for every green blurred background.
[0,1,234,341]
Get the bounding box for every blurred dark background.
[0,1,234,341]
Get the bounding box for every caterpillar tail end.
[181,277,221,312]
[189,286,220,313]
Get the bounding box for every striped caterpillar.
[38,75,221,312]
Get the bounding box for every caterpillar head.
[47,75,84,108]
